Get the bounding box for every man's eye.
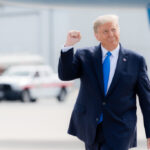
[112,28,116,32]
[103,30,108,33]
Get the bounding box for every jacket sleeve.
[58,48,82,81]
[137,56,150,138]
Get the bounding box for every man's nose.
[108,31,113,37]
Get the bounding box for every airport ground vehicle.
[0,65,73,102]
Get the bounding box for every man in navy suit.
[58,15,150,150]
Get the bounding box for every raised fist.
[64,30,81,47]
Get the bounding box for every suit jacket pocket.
[120,72,135,80]
[123,119,136,131]
[74,103,86,114]
[120,72,136,86]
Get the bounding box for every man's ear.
[94,32,100,41]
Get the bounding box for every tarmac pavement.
[0,88,148,150]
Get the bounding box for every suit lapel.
[92,44,104,97]
[106,45,128,98]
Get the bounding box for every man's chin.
[107,42,119,48]
[107,41,117,45]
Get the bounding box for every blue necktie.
[99,51,112,123]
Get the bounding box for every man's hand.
[147,138,150,150]
[64,30,81,47]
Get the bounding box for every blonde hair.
[93,14,119,33]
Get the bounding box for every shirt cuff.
[61,46,73,52]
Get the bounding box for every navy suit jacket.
[58,44,150,150]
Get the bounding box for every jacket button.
[102,102,106,106]
[96,118,99,122]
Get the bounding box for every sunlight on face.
[95,22,120,50]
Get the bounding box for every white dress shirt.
[62,46,73,52]
[101,45,120,93]
[61,44,120,93]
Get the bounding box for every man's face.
[95,22,120,50]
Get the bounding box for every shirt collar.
[101,44,120,58]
